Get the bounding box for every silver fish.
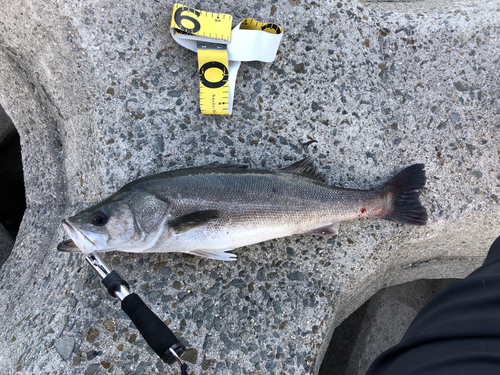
[58,158,427,261]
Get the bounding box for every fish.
[57,158,427,261]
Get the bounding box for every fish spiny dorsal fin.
[280,157,325,182]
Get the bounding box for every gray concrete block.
[0,0,498,374]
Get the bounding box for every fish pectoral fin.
[305,222,340,236]
[188,249,237,261]
[168,210,220,234]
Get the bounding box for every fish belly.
[150,205,359,260]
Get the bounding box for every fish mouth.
[58,219,98,254]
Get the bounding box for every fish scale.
[148,171,373,219]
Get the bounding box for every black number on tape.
[261,23,282,34]
[174,6,201,33]
[199,62,228,89]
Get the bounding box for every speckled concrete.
[0,0,499,374]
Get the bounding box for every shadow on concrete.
[0,105,25,267]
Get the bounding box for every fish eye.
[91,211,108,226]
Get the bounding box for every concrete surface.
[319,278,457,375]
[0,0,499,374]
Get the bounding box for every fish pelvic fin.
[379,164,427,226]
[188,249,237,261]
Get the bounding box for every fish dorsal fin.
[168,210,220,233]
[280,157,325,182]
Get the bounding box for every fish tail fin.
[379,164,427,226]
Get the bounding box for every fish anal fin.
[305,222,340,236]
[189,249,237,261]
[168,210,220,234]
[280,157,325,182]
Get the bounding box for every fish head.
[58,190,170,254]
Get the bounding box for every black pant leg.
[366,236,500,375]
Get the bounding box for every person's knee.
[483,236,500,265]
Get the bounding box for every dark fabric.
[366,236,500,375]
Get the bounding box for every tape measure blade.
[228,27,283,62]
[171,4,232,42]
[198,47,230,115]
[171,5,283,115]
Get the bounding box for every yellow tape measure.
[197,42,229,114]
[240,18,283,34]
[171,4,232,114]
[171,4,232,41]
[170,4,283,115]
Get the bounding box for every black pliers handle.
[85,252,188,373]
